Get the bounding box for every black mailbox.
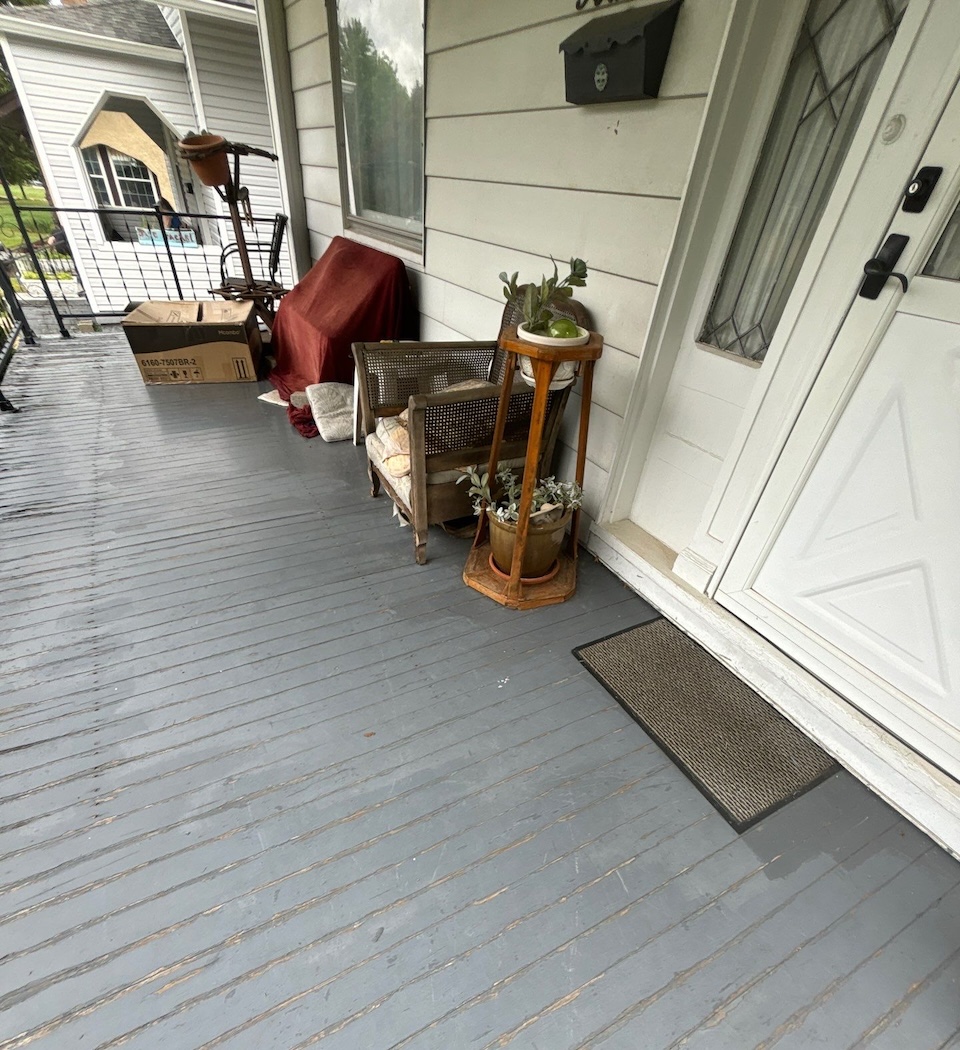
[559,0,682,106]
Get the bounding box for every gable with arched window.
[73,93,203,244]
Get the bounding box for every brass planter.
[487,507,572,580]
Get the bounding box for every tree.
[0,125,38,185]
[337,18,423,222]
[0,57,40,186]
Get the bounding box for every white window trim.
[81,146,162,211]
[109,150,162,209]
[70,92,200,250]
[325,0,425,257]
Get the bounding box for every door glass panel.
[922,199,960,279]
[700,0,906,361]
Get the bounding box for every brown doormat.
[574,618,838,831]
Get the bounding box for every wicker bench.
[352,297,589,564]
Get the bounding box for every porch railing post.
[0,164,70,339]
[0,264,30,412]
[154,205,184,300]
[0,266,35,345]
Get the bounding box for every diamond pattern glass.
[700,0,906,361]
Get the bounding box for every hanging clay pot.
[178,134,230,187]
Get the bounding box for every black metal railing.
[0,264,36,413]
[0,192,289,338]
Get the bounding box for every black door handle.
[859,234,909,299]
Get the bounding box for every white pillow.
[305,382,354,442]
[374,415,411,477]
[376,415,410,456]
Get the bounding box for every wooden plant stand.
[463,325,603,610]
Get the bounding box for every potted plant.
[500,257,589,387]
[459,465,583,581]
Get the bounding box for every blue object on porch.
[135,227,199,249]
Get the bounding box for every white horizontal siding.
[423,229,658,384]
[427,3,728,117]
[427,179,678,287]
[283,4,341,249]
[284,0,324,51]
[289,31,330,91]
[426,99,703,198]
[280,0,735,515]
[422,0,732,508]
[8,41,195,210]
[186,14,293,286]
[73,245,229,312]
[5,37,201,311]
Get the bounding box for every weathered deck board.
[1,330,958,1049]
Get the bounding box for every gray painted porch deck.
[2,328,959,1050]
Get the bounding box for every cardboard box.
[122,300,261,384]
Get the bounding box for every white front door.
[719,28,960,780]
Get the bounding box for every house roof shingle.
[2,0,179,50]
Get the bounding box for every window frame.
[325,0,426,255]
[82,148,112,207]
[109,151,160,209]
[80,145,161,211]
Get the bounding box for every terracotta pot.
[487,507,572,580]
[178,134,230,187]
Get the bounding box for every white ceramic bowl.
[516,323,590,348]
[518,357,578,390]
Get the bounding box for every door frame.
[717,69,960,779]
[588,0,960,855]
[661,0,955,594]
[597,0,806,530]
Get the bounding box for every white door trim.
[718,71,960,780]
[671,0,960,595]
[597,0,805,527]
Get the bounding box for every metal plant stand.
[179,139,289,328]
[463,325,603,610]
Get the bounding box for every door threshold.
[588,519,960,858]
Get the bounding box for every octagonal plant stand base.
[463,545,577,610]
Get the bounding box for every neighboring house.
[0,0,293,312]
[257,0,960,855]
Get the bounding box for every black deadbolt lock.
[902,166,942,212]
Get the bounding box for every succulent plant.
[458,465,583,523]
[499,257,588,334]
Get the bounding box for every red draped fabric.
[269,236,417,436]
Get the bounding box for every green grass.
[0,184,54,250]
